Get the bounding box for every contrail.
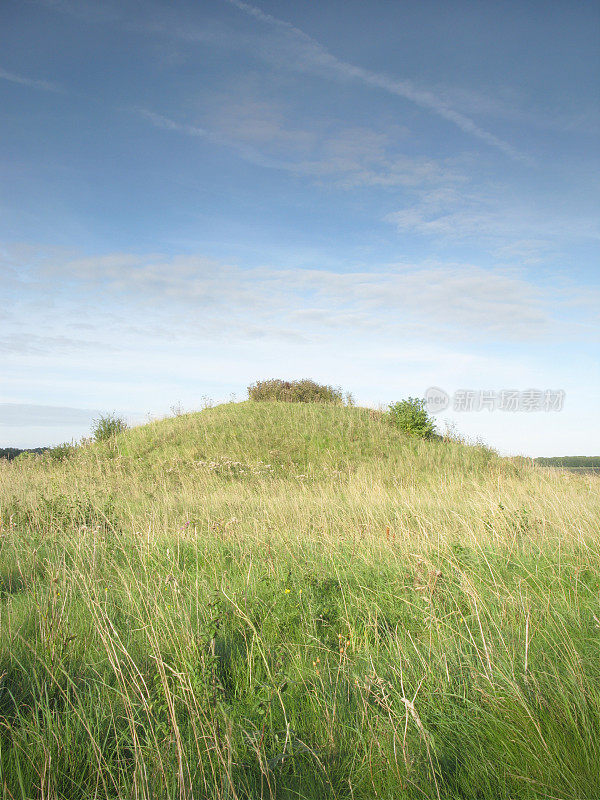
[224,0,526,161]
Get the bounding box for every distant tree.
[387,397,437,439]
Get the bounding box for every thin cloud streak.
[135,108,208,137]
[0,67,64,93]
[224,0,527,162]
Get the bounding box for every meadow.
[0,401,599,799]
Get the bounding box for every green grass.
[1,402,599,799]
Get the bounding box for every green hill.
[1,402,599,799]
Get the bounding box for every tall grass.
[1,402,599,799]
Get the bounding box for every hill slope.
[1,403,599,799]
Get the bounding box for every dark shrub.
[46,442,77,461]
[387,397,436,439]
[248,379,343,404]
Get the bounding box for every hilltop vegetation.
[1,401,599,799]
[247,378,344,404]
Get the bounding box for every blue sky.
[1,0,598,455]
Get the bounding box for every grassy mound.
[97,400,494,469]
[1,402,599,799]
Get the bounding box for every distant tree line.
[535,456,600,469]
[0,447,48,461]
[0,414,129,463]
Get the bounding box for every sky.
[1,0,599,455]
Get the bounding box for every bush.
[91,413,128,442]
[46,442,76,461]
[248,379,343,404]
[387,397,437,439]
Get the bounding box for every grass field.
[1,401,599,799]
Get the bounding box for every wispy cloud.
[0,403,101,428]
[138,98,462,189]
[32,0,121,23]
[223,0,526,161]
[0,67,64,93]
[7,246,567,343]
[431,83,600,135]
[135,108,208,138]
[385,186,600,245]
[0,333,117,356]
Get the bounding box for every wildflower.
[285,588,290,594]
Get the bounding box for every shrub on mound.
[91,413,128,442]
[248,379,343,404]
[387,397,437,439]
